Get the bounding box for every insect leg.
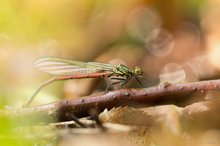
[105,76,127,91]
[135,76,146,87]
[120,79,129,87]
[106,77,112,91]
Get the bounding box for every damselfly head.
[133,66,144,77]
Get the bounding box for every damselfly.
[25,57,145,106]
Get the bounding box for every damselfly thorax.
[25,57,144,106]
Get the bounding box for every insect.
[25,57,145,106]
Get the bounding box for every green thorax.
[112,64,133,78]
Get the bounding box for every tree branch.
[1,79,220,124]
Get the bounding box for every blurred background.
[1,0,220,146]
[0,0,211,106]
[1,0,220,104]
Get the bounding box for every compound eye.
[134,66,144,76]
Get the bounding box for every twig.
[1,79,220,124]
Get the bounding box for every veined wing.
[34,57,117,76]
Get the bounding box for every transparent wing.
[34,57,117,76]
